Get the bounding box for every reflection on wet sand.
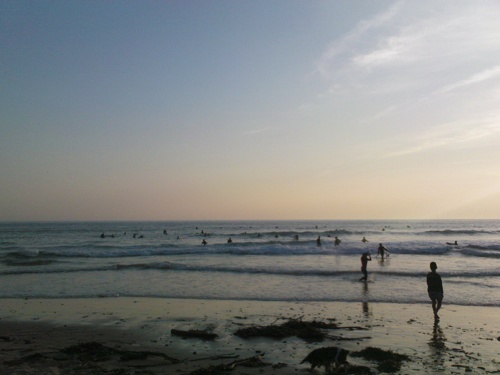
[428,320,447,371]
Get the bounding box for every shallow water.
[1,220,499,305]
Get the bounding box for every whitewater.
[1,220,499,306]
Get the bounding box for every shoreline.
[1,297,499,374]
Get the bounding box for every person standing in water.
[377,243,390,259]
[427,262,444,319]
[359,252,372,281]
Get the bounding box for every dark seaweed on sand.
[62,341,179,363]
[351,346,410,373]
[62,341,119,361]
[4,353,46,366]
[234,318,338,341]
[188,354,271,375]
[171,328,219,340]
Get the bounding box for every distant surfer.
[446,241,458,246]
[427,262,443,320]
[227,237,233,243]
[362,237,368,243]
[316,236,321,246]
[377,243,390,259]
[202,239,207,245]
[334,236,341,246]
[359,252,372,281]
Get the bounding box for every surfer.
[362,237,368,242]
[359,252,372,281]
[377,243,390,259]
[427,262,444,319]
[316,236,321,246]
[202,239,207,245]
[334,236,341,246]
[227,238,233,243]
[446,241,458,246]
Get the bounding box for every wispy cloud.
[314,1,500,95]
[384,115,500,158]
[437,65,500,94]
[308,0,500,159]
[243,127,280,135]
[315,1,404,77]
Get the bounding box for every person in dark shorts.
[359,252,372,281]
[427,262,443,319]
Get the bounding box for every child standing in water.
[427,262,444,319]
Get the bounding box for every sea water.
[0,220,499,306]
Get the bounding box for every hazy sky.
[2,1,500,221]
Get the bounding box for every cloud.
[437,65,500,94]
[384,115,500,157]
[243,127,280,135]
[314,1,500,95]
[315,1,404,77]
[307,0,500,161]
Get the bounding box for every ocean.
[0,220,499,306]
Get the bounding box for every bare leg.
[431,297,440,319]
[359,268,368,281]
[435,297,442,317]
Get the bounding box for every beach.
[1,221,500,373]
[1,297,499,374]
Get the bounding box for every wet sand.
[1,298,499,374]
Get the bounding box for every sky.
[1,0,500,221]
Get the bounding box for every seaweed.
[234,318,338,342]
[4,353,46,366]
[188,354,270,375]
[62,341,180,363]
[62,341,119,361]
[351,346,410,373]
[171,328,219,340]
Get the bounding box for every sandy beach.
[1,297,499,374]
